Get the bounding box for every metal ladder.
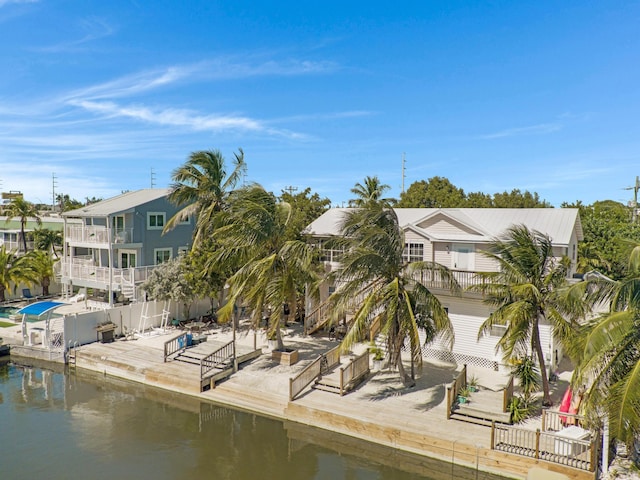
[67,341,79,368]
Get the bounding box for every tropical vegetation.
[164,148,246,248]
[212,185,320,350]
[4,197,41,251]
[328,180,459,386]
[469,225,578,406]
[571,242,640,445]
[0,245,38,302]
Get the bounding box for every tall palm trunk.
[532,318,552,406]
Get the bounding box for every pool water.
[0,306,19,318]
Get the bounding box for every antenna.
[624,175,640,222]
[51,173,58,211]
[150,168,156,188]
[401,152,406,194]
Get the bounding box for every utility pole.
[401,152,406,194]
[284,185,298,196]
[150,168,156,188]
[51,173,58,211]
[624,175,640,222]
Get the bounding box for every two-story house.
[305,207,583,373]
[58,189,194,306]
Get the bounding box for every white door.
[120,250,137,269]
[452,244,474,270]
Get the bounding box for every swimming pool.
[0,306,19,319]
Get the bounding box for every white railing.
[0,240,34,251]
[65,225,135,244]
[57,261,157,286]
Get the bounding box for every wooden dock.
[75,338,261,394]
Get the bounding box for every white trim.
[154,248,172,265]
[147,212,166,230]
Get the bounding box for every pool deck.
[0,318,595,480]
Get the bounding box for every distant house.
[0,215,70,253]
[305,208,583,372]
[58,189,194,305]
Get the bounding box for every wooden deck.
[75,338,261,394]
[453,388,512,425]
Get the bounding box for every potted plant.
[468,374,480,392]
[371,347,384,370]
[458,386,472,404]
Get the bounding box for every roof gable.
[413,210,488,237]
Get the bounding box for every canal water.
[0,359,507,480]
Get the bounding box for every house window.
[154,248,172,265]
[178,246,189,256]
[490,324,507,337]
[403,243,424,263]
[147,213,166,230]
[177,216,191,225]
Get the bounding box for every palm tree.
[348,175,393,207]
[32,228,62,258]
[164,148,246,248]
[4,198,41,252]
[469,225,577,406]
[26,249,56,296]
[571,243,640,445]
[213,185,320,350]
[0,245,37,302]
[329,201,459,386]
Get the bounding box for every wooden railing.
[201,341,235,379]
[339,351,370,396]
[491,422,598,472]
[446,364,467,419]
[289,345,341,401]
[411,269,488,290]
[164,333,188,362]
[542,409,585,432]
[306,279,382,335]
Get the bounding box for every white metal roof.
[62,189,171,218]
[305,208,583,246]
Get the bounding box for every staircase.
[306,279,382,335]
[120,281,136,303]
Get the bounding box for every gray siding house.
[57,189,194,305]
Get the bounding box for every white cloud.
[67,99,308,139]
[34,17,115,53]
[476,123,562,140]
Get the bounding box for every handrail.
[491,422,596,472]
[542,409,586,432]
[306,279,382,335]
[446,364,467,419]
[201,340,235,379]
[164,333,187,362]
[339,351,370,396]
[289,345,342,401]
[289,356,322,401]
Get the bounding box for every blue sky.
[1,1,639,207]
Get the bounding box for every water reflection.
[0,359,505,480]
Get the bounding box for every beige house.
[305,208,583,372]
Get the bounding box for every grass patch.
[0,321,17,328]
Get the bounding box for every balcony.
[410,269,489,291]
[57,260,157,287]
[65,225,134,245]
